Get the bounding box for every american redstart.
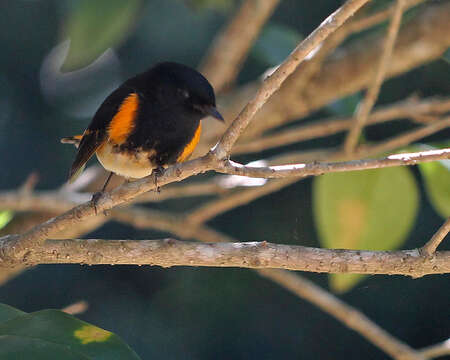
[62,62,224,194]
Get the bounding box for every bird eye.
[178,89,189,99]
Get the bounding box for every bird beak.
[203,105,224,122]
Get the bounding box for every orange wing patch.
[108,93,139,144]
[177,122,202,162]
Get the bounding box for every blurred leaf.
[0,304,25,325]
[327,92,362,117]
[313,167,419,292]
[0,211,13,230]
[62,0,141,71]
[0,306,141,360]
[443,47,450,64]
[253,24,303,66]
[418,160,450,218]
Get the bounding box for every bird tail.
[61,135,83,148]
[61,134,86,182]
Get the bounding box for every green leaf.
[0,211,13,230]
[0,304,26,325]
[253,24,303,66]
[313,167,419,292]
[0,306,141,360]
[62,0,141,71]
[0,336,89,360]
[418,160,450,218]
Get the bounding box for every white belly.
[96,142,155,179]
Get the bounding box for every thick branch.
[1,148,448,260]
[3,239,449,278]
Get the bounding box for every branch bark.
[3,239,449,278]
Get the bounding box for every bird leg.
[153,166,165,193]
[91,172,114,215]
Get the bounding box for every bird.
[61,62,224,196]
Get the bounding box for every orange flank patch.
[108,93,139,144]
[177,122,202,162]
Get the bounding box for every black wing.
[67,85,135,181]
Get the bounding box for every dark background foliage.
[0,0,449,358]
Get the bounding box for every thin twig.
[200,0,281,92]
[419,338,450,359]
[233,97,450,155]
[346,0,424,34]
[18,172,39,196]
[213,0,371,159]
[198,2,450,152]
[185,178,298,225]
[258,269,425,360]
[421,218,450,257]
[214,149,450,179]
[344,0,406,154]
[357,117,450,158]
[61,300,89,315]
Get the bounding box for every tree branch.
[1,147,448,262]
[198,2,450,151]
[419,338,450,359]
[0,0,370,261]
[258,269,425,360]
[420,218,450,257]
[3,238,449,278]
[344,0,406,153]
[213,0,370,158]
[213,148,450,179]
[356,117,450,158]
[200,0,281,92]
[185,178,298,225]
[232,96,450,155]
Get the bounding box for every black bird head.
[139,62,224,122]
